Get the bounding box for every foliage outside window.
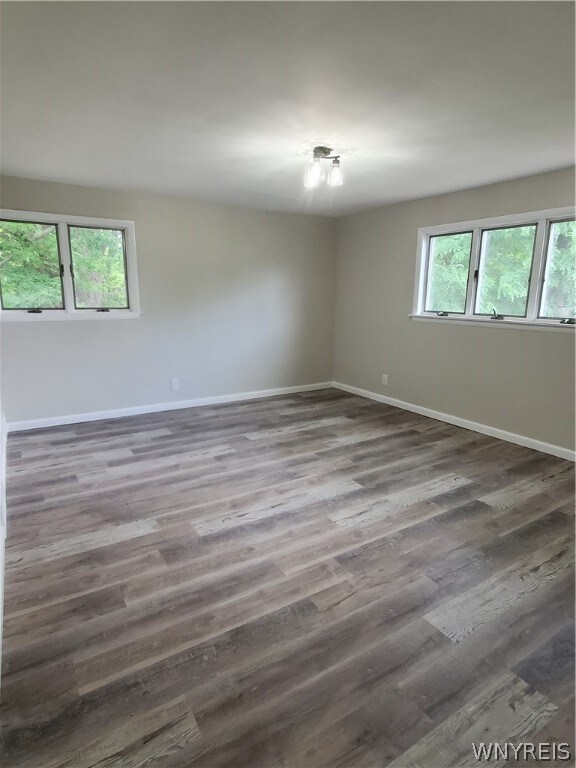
[0,221,63,309]
[0,211,139,319]
[539,221,576,319]
[414,208,575,328]
[68,227,129,309]
[474,225,536,317]
[425,232,472,314]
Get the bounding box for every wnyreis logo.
[472,743,572,761]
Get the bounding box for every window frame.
[473,222,537,319]
[0,218,65,311]
[0,209,140,321]
[537,217,576,321]
[68,224,130,311]
[424,230,473,316]
[412,206,575,331]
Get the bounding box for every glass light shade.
[327,162,343,187]
[304,159,324,189]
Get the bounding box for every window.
[474,225,536,317]
[539,220,576,320]
[0,220,63,310]
[413,207,575,329]
[0,210,140,319]
[425,232,472,314]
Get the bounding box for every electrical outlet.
[382,374,388,385]
[171,378,179,391]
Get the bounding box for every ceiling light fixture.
[304,146,343,189]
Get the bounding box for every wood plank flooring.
[1,388,574,767]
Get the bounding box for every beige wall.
[0,177,336,424]
[334,168,576,450]
[2,169,575,451]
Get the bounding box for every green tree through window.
[425,232,472,313]
[475,225,536,316]
[0,218,133,312]
[540,220,576,318]
[69,227,128,309]
[0,221,63,309]
[416,209,575,326]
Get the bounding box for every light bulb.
[327,160,343,187]
[304,159,324,189]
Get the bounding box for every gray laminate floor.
[1,389,574,767]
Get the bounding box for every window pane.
[474,225,536,317]
[539,220,576,319]
[425,232,472,313]
[0,220,63,309]
[69,226,129,309]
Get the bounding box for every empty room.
[0,2,574,767]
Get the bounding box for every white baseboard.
[7,382,333,433]
[332,381,575,462]
[8,379,574,462]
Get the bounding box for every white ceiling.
[1,2,574,217]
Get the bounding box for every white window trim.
[412,206,575,332]
[0,209,141,321]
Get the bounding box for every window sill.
[1,310,141,322]
[410,314,575,332]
